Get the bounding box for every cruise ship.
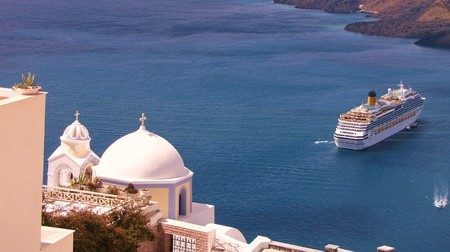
[334,82,424,150]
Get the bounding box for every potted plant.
[12,72,41,95]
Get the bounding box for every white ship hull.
[334,108,422,150]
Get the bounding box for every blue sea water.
[1,0,450,250]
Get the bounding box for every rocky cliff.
[274,0,450,48]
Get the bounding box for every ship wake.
[433,184,448,209]
[314,140,334,145]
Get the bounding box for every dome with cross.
[60,111,91,143]
[47,110,100,187]
[94,113,191,184]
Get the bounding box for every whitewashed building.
[47,111,100,187]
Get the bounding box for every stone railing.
[42,185,130,207]
[268,242,395,252]
[268,241,322,252]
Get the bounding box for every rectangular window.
[173,234,197,252]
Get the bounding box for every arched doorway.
[179,187,187,216]
[84,165,93,179]
[59,167,73,186]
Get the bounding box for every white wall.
[0,89,47,252]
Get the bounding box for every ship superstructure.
[334,82,424,150]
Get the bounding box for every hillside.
[274,0,360,13]
[274,0,450,48]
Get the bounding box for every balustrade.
[42,185,131,208]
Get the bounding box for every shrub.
[86,178,103,191]
[42,205,154,252]
[125,183,138,194]
[42,210,111,252]
[108,205,154,251]
[107,186,120,195]
[70,175,88,188]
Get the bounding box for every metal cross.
[75,110,80,121]
[139,113,147,127]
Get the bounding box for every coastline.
[274,0,450,48]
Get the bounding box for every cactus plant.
[12,72,41,94]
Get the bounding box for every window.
[173,234,196,252]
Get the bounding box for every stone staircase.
[141,201,164,227]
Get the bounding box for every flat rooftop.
[40,226,74,249]
[0,87,46,106]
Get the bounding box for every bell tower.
[47,111,100,186]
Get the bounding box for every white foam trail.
[433,194,448,208]
[433,183,448,209]
[314,140,333,145]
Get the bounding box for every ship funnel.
[368,91,376,106]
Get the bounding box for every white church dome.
[60,111,91,142]
[95,114,190,183]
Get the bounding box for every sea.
[1,0,449,251]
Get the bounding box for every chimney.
[368,90,376,106]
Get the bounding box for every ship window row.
[335,132,368,138]
[335,138,364,145]
[338,122,367,128]
[337,123,366,127]
[334,134,368,140]
[336,126,366,132]
[335,139,357,145]
[373,102,422,122]
[390,98,422,109]
[372,104,422,127]
[390,101,422,112]
[339,99,422,128]
[372,109,419,134]
[337,121,368,127]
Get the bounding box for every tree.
[42,204,154,252]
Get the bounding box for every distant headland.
[274,0,450,48]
